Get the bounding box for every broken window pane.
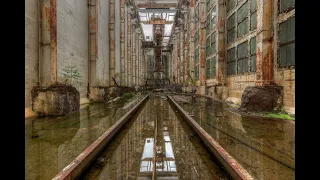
[250,12,257,30]
[237,2,248,23]
[280,0,295,12]
[238,18,249,37]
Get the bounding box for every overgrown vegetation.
[263,112,295,120]
[61,63,83,88]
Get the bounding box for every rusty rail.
[167,95,254,180]
[52,94,150,180]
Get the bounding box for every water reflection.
[83,94,229,180]
[25,95,142,180]
[173,95,295,180]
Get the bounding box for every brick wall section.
[227,74,256,101]
[25,0,39,108]
[97,0,110,85]
[57,0,88,98]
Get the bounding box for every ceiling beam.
[137,8,177,13]
[136,3,177,8]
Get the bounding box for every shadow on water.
[173,95,295,180]
[82,94,230,180]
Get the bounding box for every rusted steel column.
[120,0,125,86]
[176,28,180,84]
[88,0,97,86]
[109,0,115,86]
[180,22,184,84]
[256,0,274,86]
[50,0,57,83]
[132,23,136,85]
[189,0,195,84]
[199,0,206,86]
[184,10,189,86]
[173,34,178,83]
[127,7,132,86]
[216,0,226,85]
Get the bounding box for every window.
[206,59,211,78]
[250,37,256,72]
[250,0,257,30]
[227,0,236,14]
[210,57,216,78]
[211,32,216,54]
[206,15,211,36]
[195,47,199,80]
[211,7,216,31]
[206,38,211,57]
[237,1,249,37]
[279,17,295,67]
[280,0,295,13]
[227,13,236,44]
[227,48,236,75]
[237,41,249,74]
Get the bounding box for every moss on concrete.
[263,112,295,121]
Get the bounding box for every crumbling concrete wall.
[25,0,39,109]
[56,0,88,98]
[97,0,110,85]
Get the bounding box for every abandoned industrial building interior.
[25,0,295,179]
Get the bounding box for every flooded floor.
[82,94,230,180]
[172,95,295,180]
[25,94,146,180]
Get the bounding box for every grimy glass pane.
[227,13,236,30]
[280,17,295,43]
[227,29,236,44]
[237,1,248,23]
[250,55,256,72]
[211,32,216,43]
[212,7,216,19]
[227,47,236,62]
[211,57,216,78]
[211,18,216,30]
[211,0,216,6]
[211,42,216,54]
[251,0,257,12]
[228,62,236,75]
[238,18,249,37]
[250,36,256,54]
[237,58,249,74]
[227,0,236,13]
[280,43,295,67]
[280,0,295,12]
[250,12,257,30]
[206,59,210,78]
[237,41,248,58]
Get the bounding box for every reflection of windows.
[237,41,249,74]
[250,37,256,72]
[279,17,295,67]
[227,47,236,75]
[237,1,249,38]
[227,13,235,44]
[140,138,154,172]
[280,0,295,13]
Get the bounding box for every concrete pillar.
[180,22,184,84]
[199,0,206,89]
[88,0,97,86]
[127,7,132,86]
[189,0,195,85]
[216,0,226,85]
[109,0,115,86]
[256,0,274,86]
[120,0,125,86]
[184,10,189,86]
[176,28,180,84]
[50,0,57,83]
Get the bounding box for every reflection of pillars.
[120,0,125,86]
[216,0,226,85]
[109,0,115,86]
[256,0,274,86]
[199,0,206,86]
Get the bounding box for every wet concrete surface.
[172,95,295,180]
[25,94,146,180]
[82,93,230,180]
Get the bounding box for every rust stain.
[45,7,51,31]
[50,0,57,83]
